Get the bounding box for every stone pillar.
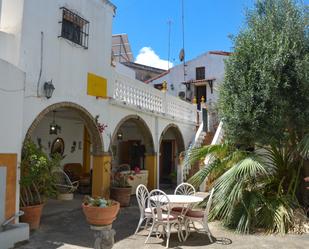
[92,153,111,198]
[91,224,115,249]
[145,153,157,190]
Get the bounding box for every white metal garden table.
[150,194,203,241]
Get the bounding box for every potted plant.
[19,140,61,229]
[82,196,120,225]
[110,171,133,207]
[169,171,177,185]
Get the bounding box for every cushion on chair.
[171,207,183,213]
[153,213,178,221]
[185,210,204,218]
[145,207,152,213]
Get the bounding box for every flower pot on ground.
[82,196,120,226]
[19,140,62,230]
[110,186,132,207]
[20,204,44,230]
[169,171,177,185]
[110,171,133,207]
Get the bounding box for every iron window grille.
[59,7,89,49]
[196,67,205,80]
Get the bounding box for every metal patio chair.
[174,182,196,196]
[145,189,182,248]
[135,184,152,234]
[172,182,196,214]
[53,168,79,193]
[184,188,215,242]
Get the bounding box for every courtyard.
[14,195,309,249]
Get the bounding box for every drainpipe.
[36,31,44,97]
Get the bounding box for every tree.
[219,0,309,146]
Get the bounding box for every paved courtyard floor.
[15,194,309,249]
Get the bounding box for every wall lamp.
[117,131,123,140]
[44,80,55,99]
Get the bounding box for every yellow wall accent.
[145,154,157,190]
[0,154,17,220]
[87,72,107,98]
[92,154,111,198]
[82,127,91,174]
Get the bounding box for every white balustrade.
[112,74,197,123]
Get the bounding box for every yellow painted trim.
[145,154,157,190]
[83,127,91,174]
[0,154,17,220]
[87,72,107,98]
[92,154,111,198]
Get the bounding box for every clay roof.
[209,51,232,56]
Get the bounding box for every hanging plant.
[95,115,108,133]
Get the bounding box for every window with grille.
[59,7,89,49]
[196,67,205,80]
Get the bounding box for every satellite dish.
[179,48,185,62]
[178,91,185,99]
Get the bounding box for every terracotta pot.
[110,187,132,207]
[82,201,120,226]
[20,204,44,230]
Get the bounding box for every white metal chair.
[172,182,196,214]
[135,184,152,234]
[174,182,196,195]
[184,188,214,242]
[53,168,79,193]
[145,189,182,248]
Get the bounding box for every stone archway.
[110,114,157,189]
[24,102,104,155]
[159,123,185,186]
[23,101,109,197]
[110,114,154,154]
[159,123,185,153]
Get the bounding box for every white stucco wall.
[115,62,136,79]
[0,0,197,200]
[0,58,25,225]
[149,52,228,104]
[0,59,25,154]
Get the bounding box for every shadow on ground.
[15,195,141,249]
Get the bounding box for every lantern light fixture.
[44,80,55,99]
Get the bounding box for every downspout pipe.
[36,31,44,97]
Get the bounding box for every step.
[0,223,29,249]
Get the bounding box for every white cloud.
[135,47,173,70]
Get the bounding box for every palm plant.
[187,135,309,234]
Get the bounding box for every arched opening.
[110,115,155,191]
[110,115,154,170]
[22,102,104,199]
[159,124,185,189]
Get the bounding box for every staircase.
[181,121,224,182]
[181,123,206,181]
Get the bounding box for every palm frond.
[188,159,221,189]
[186,143,229,166]
[297,133,309,159]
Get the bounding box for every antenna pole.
[167,19,172,70]
[181,0,186,82]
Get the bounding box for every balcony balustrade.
[110,73,197,124]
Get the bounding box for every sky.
[111,0,308,70]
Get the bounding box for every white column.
[0,166,6,224]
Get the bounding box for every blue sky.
[111,0,308,69]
